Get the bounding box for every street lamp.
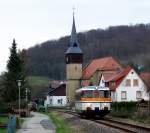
[17,80,22,117]
[25,88,30,116]
[25,88,28,103]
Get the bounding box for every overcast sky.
[0,0,150,73]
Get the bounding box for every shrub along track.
[49,108,150,133]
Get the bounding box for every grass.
[0,116,23,133]
[0,129,6,133]
[28,76,50,87]
[0,116,8,124]
[110,111,150,124]
[45,111,73,133]
[0,116,8,133]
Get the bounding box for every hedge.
[111,101,137,118]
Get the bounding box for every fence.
[7,116,16,133]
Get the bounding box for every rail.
[50,108,150,133]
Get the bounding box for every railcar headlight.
[87,103,91,106]
[86,103,92,108]
[103,103,108,107]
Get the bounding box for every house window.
[131,71,134,74]
[50,99,52,105]
[105,82,109,87]
[121,91,127,100]
[136,91,142,99]
[133,79,139,86]
[111,82,116,86]
[125,79,131,86]
[57,99,63,104]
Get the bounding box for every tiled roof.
[140,72,150,91]
[82,81,90,87]
[83,57,123,79]
[102,73,117,82]
[140,72,150,80]
[106,67,132,82]
[48,83,66,96]
[104,67,132,91]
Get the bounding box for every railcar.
[75,86,111,117]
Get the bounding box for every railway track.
[51,109,150,133]
[94,118,150,133]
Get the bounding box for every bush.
[10,99,27,109]
[0,102,10,114]
[38,105,46,112]
[20,111,27,117]
[111,101,137,118]
[0,99,28,114]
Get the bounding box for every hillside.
[27,76,50,98]
[26,24,150,80]
[28,76,50,88]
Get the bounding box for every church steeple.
[70,14,78,47]
[66,13,82,54]
[65,12,83,105]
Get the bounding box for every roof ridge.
[92,56,113,62]
[101,57,111,69]
[83,59,93,71]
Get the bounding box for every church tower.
[65,14,83,105]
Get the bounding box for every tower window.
[73,43,77,47]
[75,66,77,71]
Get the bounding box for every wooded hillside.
[26,24,150,80]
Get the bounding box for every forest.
[26,24,150,80]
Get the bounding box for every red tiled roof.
[82,81,90,87]
[104,67,132,91]
[140,72,150,90]
[102,73,115,81]
[106,67,132,82]
[140,72,150,80]
[83,57,123,79]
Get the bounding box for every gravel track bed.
[58,112,127,133]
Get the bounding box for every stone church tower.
[65,14,83,105]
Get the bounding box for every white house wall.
[116,69,149,102]
[111,91,117,102]
[44,95,51,106]
[99,75,105,87]
[45,96,67,107]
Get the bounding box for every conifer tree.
[1,39,27,102]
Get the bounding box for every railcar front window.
[93,90,99,98]
[81,90,93,98]
[99,90,110,98]
[104,91,110,98]
[75,92,81,100]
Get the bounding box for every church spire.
[66,13,82,54]
[70,13,78,47]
